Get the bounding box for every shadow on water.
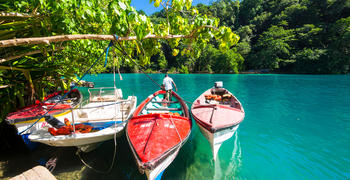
[0,134,82,179]
[162,123,197,180]
[0,127,145,180]
[77,133,145,180]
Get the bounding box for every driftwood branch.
[0,26,217,47]
[0,47,65,64]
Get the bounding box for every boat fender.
[44,115,65,128]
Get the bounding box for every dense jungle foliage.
[148,0,350,74]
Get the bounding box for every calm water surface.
[1,74,349,180]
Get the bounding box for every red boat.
[191,81,244,160]
[126,90,191,180]
[6,89,82,134]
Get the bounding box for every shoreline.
[95,71,345,75]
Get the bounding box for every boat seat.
[90,96,120,102]
[211,88,227,96]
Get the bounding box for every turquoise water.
[1,74,349,179]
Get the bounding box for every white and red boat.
[126,90,191,180]
[6,89,82,135]
[191,81,244,161]
[28,87,137,152]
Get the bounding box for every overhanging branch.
[0,25,217,47]
[0,34,186,47]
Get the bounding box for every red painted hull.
[126,90,191,170]
[191,88,244,133]
[6,89,82,123]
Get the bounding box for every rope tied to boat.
[113,40,163,89]
[169,114,184,155]
[18,40,115,135]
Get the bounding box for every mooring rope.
[18,41,114,135]
[75,101,126,174]
[113,40,162,89]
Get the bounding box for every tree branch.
[0,65,30,71]
[0,12,40,18]
[0,26,218,48]
[0,47,65,63]
[0,85,12,89]
[189,25,218,37]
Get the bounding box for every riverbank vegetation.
[146,0,349,74]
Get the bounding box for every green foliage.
[193,44,243,73]
[157,51,168,70]
[292,48,327,73]
[233,0,349,73]
[179,65,189,74]
[250,26,295,69]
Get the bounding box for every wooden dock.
[11,166,56,180]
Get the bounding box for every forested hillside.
[145,0,350,74]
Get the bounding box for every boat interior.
[141,94,184,116]
[73,87,136,122]
[45,89,81,107]
[202,88,240,109]
[88,87,123,102]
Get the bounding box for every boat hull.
[127,127,189,180]
[29,122,125,147]
[126,90,191,180]
[145,146,179,180]
[191,87,244,161]
[196,120,239,160]
[29,94,137,152]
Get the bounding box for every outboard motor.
[214,81,223,88]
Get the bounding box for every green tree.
[250,26,295,69]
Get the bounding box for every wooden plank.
[11,166,56,180]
